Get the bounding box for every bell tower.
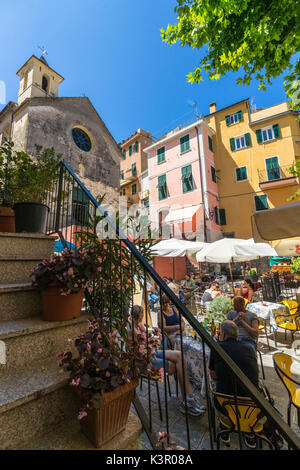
[16,54,64,105]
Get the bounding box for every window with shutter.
[256,129,262,143]
[122,150,126,160]
[236,166,247,181]
[134,141,138,152]
[254,194,268,211]
[208,136,213,152]
[181,165,193,193]
[266,156,280,181]
[132,184,137,195]
[120,170,124,180]
[226,111,242,126]
[211,166,217,183]
[129,145,132,156]
[219,208,226,225]
[131,163,137,176]
[273,124,280,139]
[180,134,190,153]
[225,115,231,126]
[237,110,243,122]
[214,206,220,225]
[245,133,251,147]
[230,138,236,151]
[157,146,166,164]
[158,174,167,200]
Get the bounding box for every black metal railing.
[44,160,300,450]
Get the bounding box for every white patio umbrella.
[196,237,277,287]
[152,238,208,257]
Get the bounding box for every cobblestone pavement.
[132,310,300,451]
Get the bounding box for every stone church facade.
[0,54,120,207]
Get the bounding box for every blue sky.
[0,0,290,143]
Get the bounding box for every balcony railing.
[43,160,300,451]
[258,164,297,184]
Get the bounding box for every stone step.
[0,358,76,449]
[0,284,41,321]
[0,232,55,261]
[17,412,143,450]
[0,313,90,374]
[0,259,43,285]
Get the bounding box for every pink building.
[145,119,222,243]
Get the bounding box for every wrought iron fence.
[44,160,300,451]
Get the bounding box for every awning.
[165,205,201,223]
[251,201,300,241]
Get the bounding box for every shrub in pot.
[56,317,141,448]
[30,245,101,321]
[207,296,233,332]
[0,139,17,232]
[11,144,60,233]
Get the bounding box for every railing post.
[55,164,64,233]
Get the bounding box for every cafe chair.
[209,383,273,449]
[281,300,299,317]
[273,352,300,427]
[140,371,164,421]
[258,317,270,351]
[273,311,300,346]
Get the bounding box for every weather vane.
[38,45,48,58]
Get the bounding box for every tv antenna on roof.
[38,45,48,58]
[187,99,200,119]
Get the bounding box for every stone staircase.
[185,255,200,276]
[0,232,142,450]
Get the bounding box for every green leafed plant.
[290,257,300,276]
[161,0,300,111]
[207,296,233,324]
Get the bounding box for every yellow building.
[206,99,300,239]
[119,128,152,207]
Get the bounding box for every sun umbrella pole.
[229,261,234,292]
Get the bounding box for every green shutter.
[256,129,262,143]
[273,124,280,139]
[266,157,280,180]
[181,165,193,193]
[230,138,236,151]
[129,145,132,156]
[131,163,136,176]
[236,166,247,181]
[237,110,243,122]
[72,187,89,225]
[122,150,126,160]
[208,136,213,152]
[180,134,190,153]
[157,147,165,164]
[219,208,226,225]
[255,195,268,211]
[214,206,220,225]
[225,115,231,126]
[120,170,124,180]
[134,141,138,152]
[158,174,167,200]
[245,132,251,147]
[132,184,136,195]
[211,166,216,183]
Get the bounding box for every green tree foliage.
[161,0,300,110]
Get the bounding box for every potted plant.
[56,317,140,448]
[0,139,17,232]
[30,245,100,321]
[11,144,60,233]
[248,268,258,282]
[207,296,233,332]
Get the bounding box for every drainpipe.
[195,125,209,242]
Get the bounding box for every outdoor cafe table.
[174,334,210,397]
[246,301,290,331]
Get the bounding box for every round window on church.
[72,127,92,152]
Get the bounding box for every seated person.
[130,305,205,416]
[202,282,222,303]
[158,294,185,347]
[208,320,261,448]
[180,274,197,304]
[163,276,180,297]
[234,278,255,303]
[227,296,259,353]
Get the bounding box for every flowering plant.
[30,245,101,295]
[56,317,140,419]
[156,432,186,450]
[134,323,164,380]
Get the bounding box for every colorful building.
[119,128,152,208]
[145,119,222,243]
[206,99,300,239]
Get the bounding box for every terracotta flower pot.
[74,379,139,448]
[0,206,15,233]
[41,285,84,322]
